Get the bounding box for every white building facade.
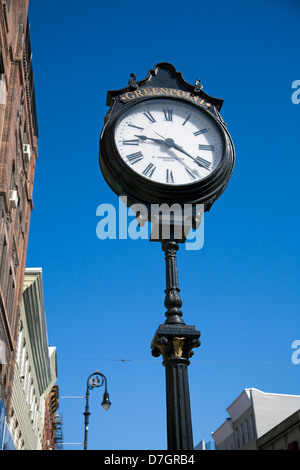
[9,268,57,450]
[212,388,300,450]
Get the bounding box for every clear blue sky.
[27,0,300,450]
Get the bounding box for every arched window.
[20,340,26,378]
[10,162,15,191]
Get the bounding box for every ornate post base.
[151,240,201,450]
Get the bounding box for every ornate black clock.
[99,62,235,214]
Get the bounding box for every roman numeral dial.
[198,144,215,151]
[194,128,207,136]
[166,169,174,183]
[144,111,156,124]
[196,156,210,169]
[163,109,173,121]
[123,139,139,146]
[127,151,144,164]
[114,98,224,186]
[142,163,156,178]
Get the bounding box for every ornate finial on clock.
[128,73,138,89]
[194,79,203,93]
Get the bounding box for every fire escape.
[52,413,63,451]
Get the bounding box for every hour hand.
[135,135,165,144]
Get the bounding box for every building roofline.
[226,387,300,414]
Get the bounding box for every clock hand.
[135,133,200,179]
[155,133,209,170]
[173,154,200,179]
[135,133,199,176]
[136,132,209,172]
[135,134,166,145]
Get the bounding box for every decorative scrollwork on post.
[88,374,104,390]
[151,333,201,363]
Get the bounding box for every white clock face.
[114,98,224,186]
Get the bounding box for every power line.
[59,357,133,362]
[59,357,291,365]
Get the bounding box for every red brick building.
[42,385,63,451]
[0,0,38,420]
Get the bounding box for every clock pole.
[151,239,201,450]
[99,63,235,451]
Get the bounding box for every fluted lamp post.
[151,240,201,450]
[83,371,111,450]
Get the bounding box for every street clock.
[98,63,236,451]
[99,62,235,213]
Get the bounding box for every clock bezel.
[99,95,235,209]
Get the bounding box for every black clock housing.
[99,63,235,212]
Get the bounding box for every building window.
[250,414,256,439]
[23,357,28,393]
[0,52,5,106]
[20,341,26,378]
[10,162,15,191]
[17,431,22,450]
[6,268,15,324]
[245,419,250,442]
[19,91,24,119]
[8,408,14,437]
[13,420,18,446]
[240,424,245,446]
[23,121,28,145]
[30,390,36,416]
[0,52,6,104]
[25,369,29,398]
[16,324,23,364]
[29,380,34,405]
[0,51,4,79]
[0,238,7,287]
[3,1,11,30]
[33,401,38,433]
[235,428,240,449]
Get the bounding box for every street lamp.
[83,371,111,450]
